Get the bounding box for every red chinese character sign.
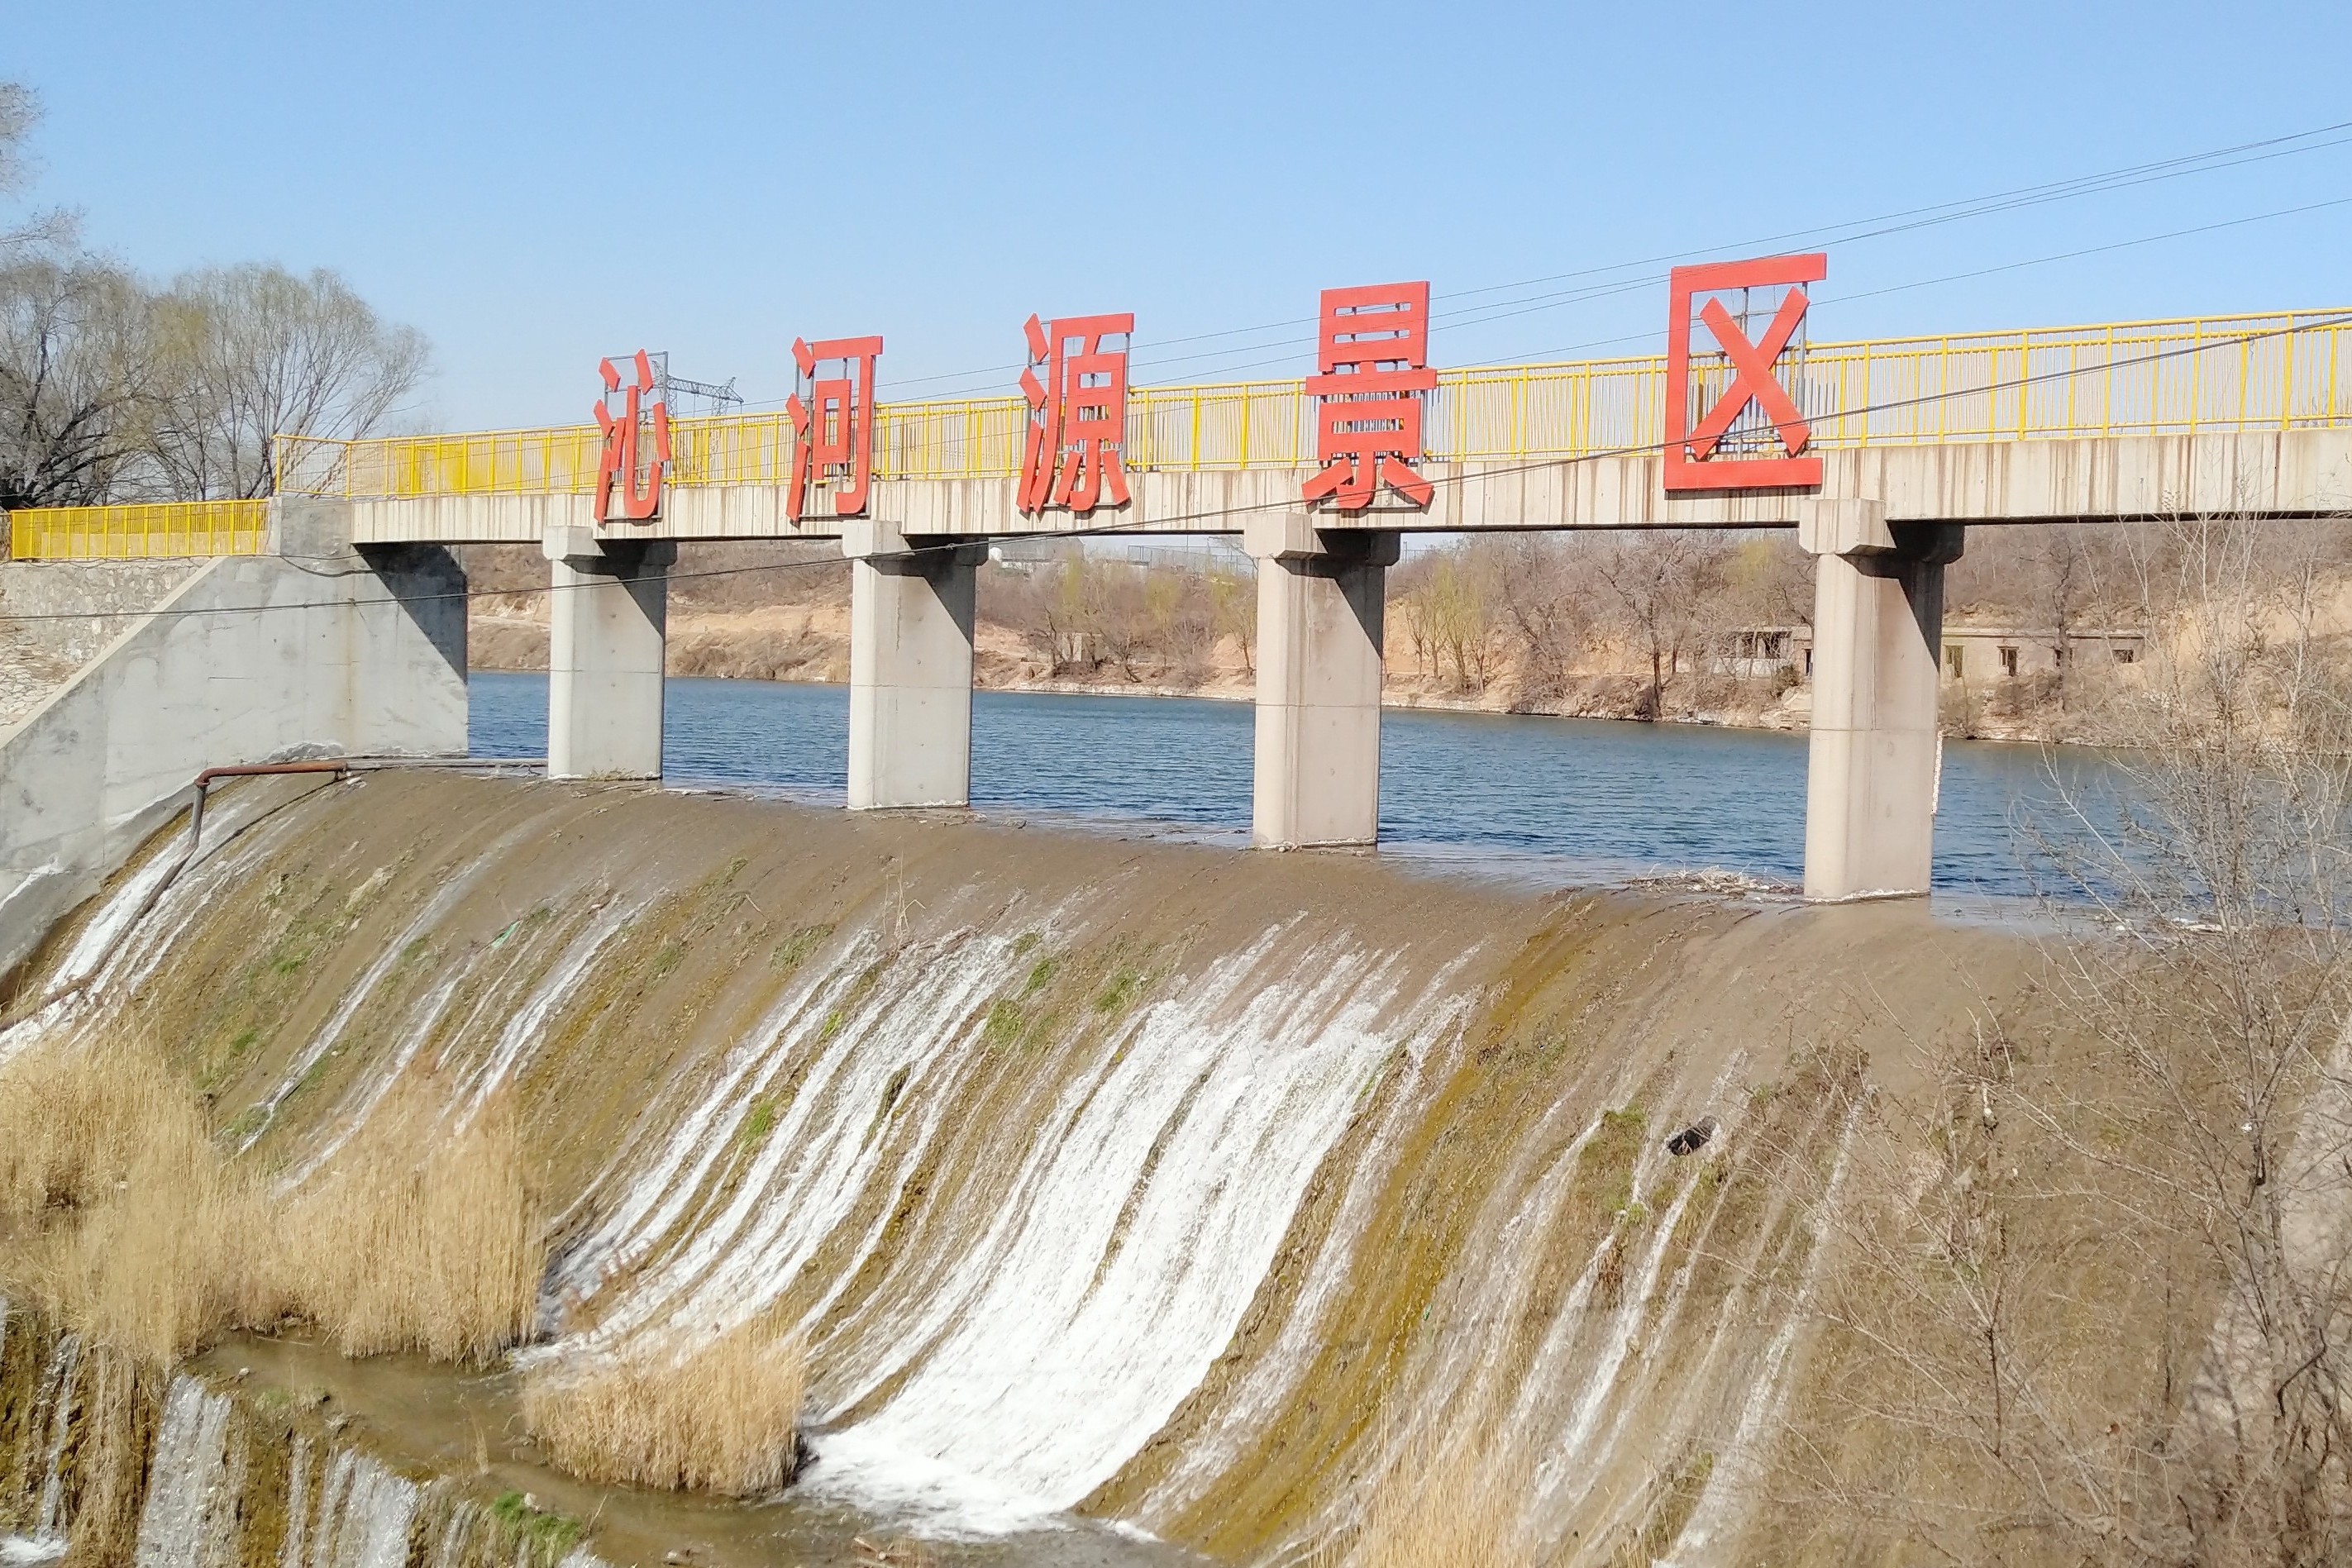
[789,336,884,522]
[1301,282,1437,510]
[1020,313,1133,516]
[1663,254,1826,492]
[594,350,671,522]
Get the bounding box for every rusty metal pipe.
[184,760,353,860]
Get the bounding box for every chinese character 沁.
[1301,283,1436,511]
[1019,312,1133,516]
[594,350,671,522]
[788,335,884,521]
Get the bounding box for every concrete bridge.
[8,293,2351,915]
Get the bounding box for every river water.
[469,672,2121,903]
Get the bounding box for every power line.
[775,117,2352,404]
[613,189,2352,473]
[7,312,2345,631]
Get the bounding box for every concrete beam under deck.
[346,427,2352,545]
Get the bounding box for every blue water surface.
[470,672,2114,902]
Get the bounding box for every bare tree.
[1403,550,1502,690]
[0,255,159,508]
[1485,536,1585,708]
[1594,531,1718,719]
[147,265,427,498]
[1209,565,1255,676]
[0,83,75,257]
[1783,514,2352,1567]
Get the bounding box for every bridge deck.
[7,309,2350,555]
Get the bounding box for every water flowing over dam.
[0,771,2041,1565]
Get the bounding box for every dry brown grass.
[0,1027,542,1367]
[0,1032,255,1361]
[1336,1443,1529,1568]
[274,1086,541,1362]
[521,1317,806,1497]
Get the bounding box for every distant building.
[1934,621,2146,684]
[1713,627,1801,679]
[1725,619,2147,683]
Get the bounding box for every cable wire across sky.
[725,116,2352,409]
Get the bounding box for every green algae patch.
[981,998,1027,1051]
[492,1490,586,1564]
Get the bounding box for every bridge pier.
[1246,515,1395,849]
[844,521,981,810]
[1799,500,1964,900]
[544,527,670,780]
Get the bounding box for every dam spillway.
[0,770,2038,1564]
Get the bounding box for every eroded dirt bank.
[0,774,2195,1566]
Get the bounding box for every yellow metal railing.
[273,308,2352,499]
[7,501,270,560]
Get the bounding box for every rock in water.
[1667,1117,1719,1156]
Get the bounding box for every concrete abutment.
[0,499,468,977]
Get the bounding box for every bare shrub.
[1782,514,2352,1566]
[1333,1442,1527,1568]
[272,1087,541,1364]
[521,1318,806,1497]
[0,1032,250,1362]
[0,1031,542,1369]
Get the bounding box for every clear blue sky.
[12,1,2352,431]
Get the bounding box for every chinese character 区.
[788,336,884,522]
[594,350,671,522]
[1019,312,1133,516]
[1663,254,1825,492]
[1300,283,1437,511]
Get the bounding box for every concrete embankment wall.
[0,531,467,980]
[0,560,205,727]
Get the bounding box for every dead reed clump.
[1338,1442,1529,1568]
[0,1028,544,1370]
[273,1087,542,1364]
[0,1032,256,1363]
[521,1318,807,1497]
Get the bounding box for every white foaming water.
[132,1379,242,1568]
[291,1448,419,1568]
[31,1332,81,1542]
[456,897,641,1122]
[551,922,1466,1534]
[245,811,565,1152]
[284,894,640,1188]
[540,924,1030,1346]
[1132,1021,1459,1526]
[0,786,313,1068]
[0,1300,68,1566]
[1659,1112,1863,1568]
[280,1437,315,1568]
[809,941,1429,1527]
